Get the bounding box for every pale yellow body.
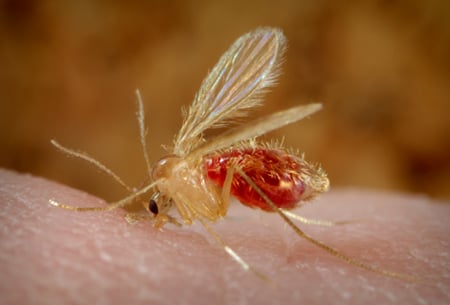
[152,156,227,225]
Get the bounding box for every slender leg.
[174,184,273,283]
[220,164,235,212]
[125,212,154,224]
[197,217,273,284]
[234,167,414,281]
[125,212,182,228]
[281,209,362,227]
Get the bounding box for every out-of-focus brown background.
[1,1,449,202]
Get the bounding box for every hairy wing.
[188,103,323,160]
[174,27,287,156]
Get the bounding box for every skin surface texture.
[0,168,449,305]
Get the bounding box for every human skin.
[0,168,449,305]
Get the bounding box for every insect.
[50,27,411,281]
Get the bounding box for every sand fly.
[50,27,411,281]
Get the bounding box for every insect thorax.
[152,156,227,225]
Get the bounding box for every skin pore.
[0,168,449,305]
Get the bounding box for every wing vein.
[174,27,287,156]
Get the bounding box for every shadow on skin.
[0,168,449,305]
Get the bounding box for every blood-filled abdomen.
[204,148,311,211]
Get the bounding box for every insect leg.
[124,212,182,228]
[197,217,273,284]
[124,212,154,224]
[234,167,414,281]
[220,160,237,212]
[281,209,362,227]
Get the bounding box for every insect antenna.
[135,89,152,177]
[49,179,159,212]
[51,139,132,192]
[233,167,415,281]
[49,92,158,213]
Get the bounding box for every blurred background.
[1,0,449,202]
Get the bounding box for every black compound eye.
[149,199,159,215]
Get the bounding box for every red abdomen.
[204,148,306,211]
